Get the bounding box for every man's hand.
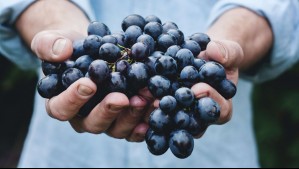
[31,30,154,142]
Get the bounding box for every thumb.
[200,40,244,69]
[31,30,84,62]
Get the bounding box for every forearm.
[15,0,90,46]
[207,8,273,70]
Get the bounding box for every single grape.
[75,55,93,74]
[115,60,130,75]
[37,74,61,99]
[189,33,211,51]
[144,56,158,76]
[159,95,177,114]
[157,34,177,52]
[167,29,184,45]
[149,108,173,133]
[99,43,122,63]
[131,42,150,61]
[165,45,181,58]
[162,21,178,33]
[72,39,86,60]
[126,62,150,91]
[182,40,201,57]
[107,72,127,93]
[124,25,143,47]
[88,60,111,85]
[198,61,226,86]
[112,33,126,47]
[215,79,237,99]
[61,68,84,88]
[145,15,162,24]
[173,110,191,130]
[83,35,103,58]
[175,87,195,107]
[174,49,195,71]
[137,34,155,54]
[195,97,221,124]
[148,75,172,99]
[169,130,194,159]
[122,14,146,31]
[180,66,200,88]
[155,56,178,80]
[144,22,163,40]
[145,128,169,156]
[193,58,206,70]
[101,35,118,45]
[42,61,61,76]
[88,21,111,37]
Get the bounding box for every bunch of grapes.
[37,14,237,159]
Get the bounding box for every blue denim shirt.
[1,0,299,167]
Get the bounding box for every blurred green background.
[0,55,299,168]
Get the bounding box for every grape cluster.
[37,14,237,159]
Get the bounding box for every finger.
[199,40,244,69]
[31,30,84,62]
[78,93,130,134]
[106,95,148,139]
[46,78,96,121]
[191,83,232,125]
[126,123,149,142]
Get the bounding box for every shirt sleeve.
[206,0,299,83]
[0,0,94,70]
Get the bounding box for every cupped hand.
[32,30,154,142]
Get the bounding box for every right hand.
[32,30,153,142]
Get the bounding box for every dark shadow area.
[253,63,299,168]
[0,56,37,168]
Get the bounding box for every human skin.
[15,0,272,141]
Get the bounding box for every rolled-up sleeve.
[207,0,299,83]
[0,0,39,70]
[0,0,95,70]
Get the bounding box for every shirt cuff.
[206,0,299,83]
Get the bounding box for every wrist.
[207,8,273,70]
[16,0,89,46]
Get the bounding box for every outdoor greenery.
[0,56,298,167]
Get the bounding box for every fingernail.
[210,41,227,59]
[52,39,67,56]
[110,105,124,112]
[78,85,94,96]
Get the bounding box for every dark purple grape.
[99,43,121,63]
[137,34,155,54]
[144,22,163,40]
[175,87,195,108]
[148,75,172,99]
[193,58,206,70]
[157,34,177,52]
[167,29,184,45]
[195,97,220,124]
[149,109,173,133]
[144,56,158,76]
[145,128,169,156]
[155,56,178,80]
[124,25,143,47]
[60,60,76,72]
[198,61,226,86]
[37,74,61,98]
[145,15,162,24]
[182,40,201,57]
[215,79,237,99]
[72,39,86,60]
[169,130,194,159]
[115,60,130,75]
[170,81,181,95]
[188,114,209,136]
[112,33,126,47]
[101,35,118,45]
[75,55,93,74]
[42,61,61,76]
[131,42,150,61]
[122,14,146,31]
[159,96,177,114]
[88,21,111,37]
[174,49,195,71]
[174,110,191,130]
[62,68,84,88]
[151,51,164,58]
[180,66,200,88]
[127,62,150,91]
[83,35,103,58]
[189,33,211,51]
[165,45,181,58]
[107,72,127,93]
[88,60,110,85]
[162,22,178,33]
